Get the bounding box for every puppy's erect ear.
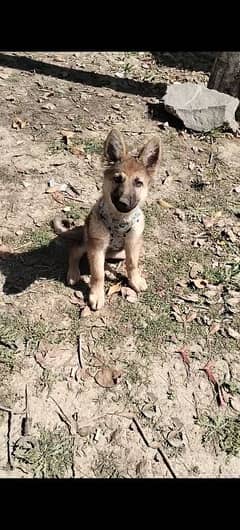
[104,129,126,163]
[139,137,161,178]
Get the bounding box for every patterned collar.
[98,198,141,235]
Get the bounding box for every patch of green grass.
[13,427,74,478]
[144,203,163,235]
[65,204,86,222]
[14,226,54,249]
[94,450,123,478]
[0,313,58,359]
[82,139,102,155]
[48,138,67,155]
[198,413,240,456]
[123,62,133,75]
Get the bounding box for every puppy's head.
[103,129,161,214]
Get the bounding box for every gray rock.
[162,83,239,132]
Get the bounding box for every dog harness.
[97,198,142,251]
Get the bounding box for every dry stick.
[77,335,84,369]
[131,417,177,479]
[0,405,13,469]
[0,404,12,413]
[63,193,89,206]
[74,409,177,479]
[192,392,200,420]
[50,396,76,436]
[22,384,31,436]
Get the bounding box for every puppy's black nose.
[118,196,130,209]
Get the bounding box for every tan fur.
[52,129,161,310]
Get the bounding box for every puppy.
[53,129,161,310]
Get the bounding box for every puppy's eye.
[114,174,123,184]
[134,178,143,187]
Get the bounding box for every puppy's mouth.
[111,194,137,213]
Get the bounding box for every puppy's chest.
[98,200,142,251]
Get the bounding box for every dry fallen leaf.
[177,346,191,372]
[227,297,240,307]
[69,146,84,157]
[188,161,196,171]
[202,211,222,229]
[171,311,183,323]
[95,367,122,388]
[186,311,198,323]
[74,367,89,381]
[42,103,55,110]
[230,396,240,413]
[167,429,185,449]
[141,403,157,419]
[70,296,85,308]
[158,198,174,209]
[193,237,206,248]
[12,118,27,129]
[61,130,74,145]
[80,306,92,318]
[52,191,65,204]
[209,322,221,335]
[222,228,237,243]
[121,286,138,303]
[179,293,199,303]
[175,208,186,221]
[107,282,122,298]
[191,278,208,289]
[189,263,204,279]
[226,326,240,340]
[202,361,226,407]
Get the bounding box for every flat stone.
[163,83,239,132]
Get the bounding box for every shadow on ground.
[0,53,167,99]
[0,236,125,299]
[152,51,216,73]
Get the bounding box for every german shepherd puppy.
[53,129,161,310]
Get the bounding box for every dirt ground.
[0,51,240,478]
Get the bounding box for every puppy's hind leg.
[67,243,86,286]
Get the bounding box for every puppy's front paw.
[67,268,81,286]
[89,288,105,310]
[129,274,147,293]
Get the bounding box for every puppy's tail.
[52,215,71,235]
[52,216,84,241]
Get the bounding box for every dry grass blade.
[157,198,174,209]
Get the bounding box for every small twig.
[50,396,76,436]
[0,404,12,413]
[131,417,177,479]
[13,241,32,251]
[77,335,84,369]
[0,340,17,350]
[22,384,32,436]
[0,405,14,469]
[208,152,213,164]
[192,392,200,420]
[67,183,80,196]
[7,411,13,470]
[63,193,89,206]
